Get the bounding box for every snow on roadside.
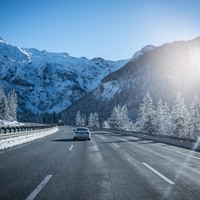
[0,120,23,126]
[0,127,58,151]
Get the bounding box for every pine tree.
[8,90,18,121]
[171,93,189,137]
[103,120,110,128]
[0,95,10,121]
[127,121,136,131]
[93,112,100,128]
[75,111,82,126]
[81,118,85,126]
[136,91,155,134]
[121,105,130,130]
[188,94,200,139]
[108,106,121,130]
[88,113,94,127]
[107,105,130,130]
[82,114,87,126]
[154,99,166,135]
[163,103,172,135]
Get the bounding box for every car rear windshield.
[76,128,88,131]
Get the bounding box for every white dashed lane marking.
[143,163,175,185]
[69,145,74,151]
[112,143,120,148]
[25,175,53,200]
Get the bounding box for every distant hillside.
[61,37,200,125]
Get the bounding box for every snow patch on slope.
[94,81,121,100]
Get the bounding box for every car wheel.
[88,138,91,140]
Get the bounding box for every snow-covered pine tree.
[0,95,11,121]
[93,112,100,128]
[171,92,189,137]
[163,102,172,135]
[103,120,110,128]
[88,113,94,127]
[136,91,155,134]
[120,105,129,130]
[81,118,85,126]
[188,94,200,139]
[108,105,121,130]
[75,110,82,126]
[107,104,131,130]
[154,99,166,135]
[7,90,18,121]
[127,121,136,131]
[82,114,87,126]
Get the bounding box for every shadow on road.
[52,139,75,142]
[52,138,89,142]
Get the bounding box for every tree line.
[135,92,200,139]
[75,110,100,128]
[102,92,200,140]
[0,89,18,122]
[74,91,199,140]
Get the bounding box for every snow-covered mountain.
[0,37,129,118]
[61,37,200,125]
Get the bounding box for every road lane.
[0,126,74,200]
[92,130,200,199]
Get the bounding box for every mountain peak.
[131,44,155,60]
[0,37,8,44]
[141,44,155,52]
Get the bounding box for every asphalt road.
[0,126,200,200]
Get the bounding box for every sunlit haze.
[0,0,200,60]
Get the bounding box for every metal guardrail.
[0,124,55,134]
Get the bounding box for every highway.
[0,126,200,200]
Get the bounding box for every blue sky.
[0,0,200,60]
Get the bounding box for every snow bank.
[0,120,22,126]
[0,127,58,151]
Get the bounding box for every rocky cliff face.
[0,37,129,118]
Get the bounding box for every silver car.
[73,127,91,140]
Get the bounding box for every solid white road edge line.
[69,145,74,151]
[151,144,200,161]
[143,163,175,185]
[112,143,120,148]
[25,175,53,200]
